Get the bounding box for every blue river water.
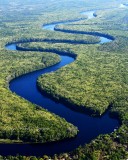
[2,10,119,156]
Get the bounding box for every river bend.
[2,10,119,156]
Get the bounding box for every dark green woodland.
[0,0,127,159]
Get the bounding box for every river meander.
[2,10,119,156]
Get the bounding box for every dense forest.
[0,0,128,159]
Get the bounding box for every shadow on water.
[2,10,120,156]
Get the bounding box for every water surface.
[2,10,119,156]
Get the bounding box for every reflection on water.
[3,10,118,157]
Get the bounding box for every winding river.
[2,11,120,156]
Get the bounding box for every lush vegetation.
[0,0,128,159]
[0,46,79,143]
[37,2,128,160]
[0,0,81,143]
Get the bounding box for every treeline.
[37,41,127,115]
[0,126,127,159]
[54,25,115,40]
[0,42,78,143]
[5,32,100,46]
[37,6,128,159]
[0,0,128,159]
[99,36,128,53]
[16,43,77,59]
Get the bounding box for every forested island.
[0,0,127,159]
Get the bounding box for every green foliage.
[0,1,79,143]
[36,2,128,159]
[0,0,128,159]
